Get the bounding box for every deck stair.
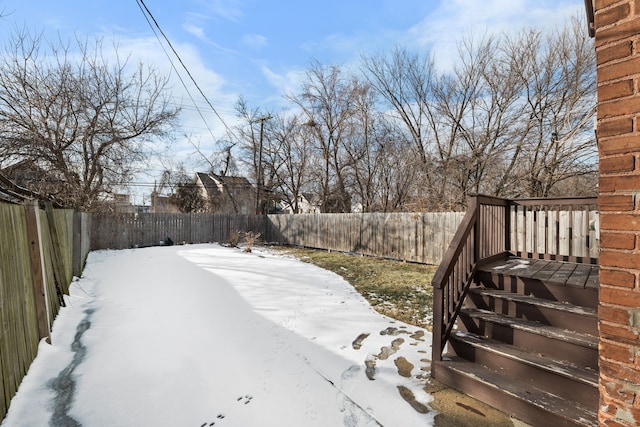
[431,196,599,427]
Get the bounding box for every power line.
[134,1,215,168]
[134,0,240,160]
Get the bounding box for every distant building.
[106,193,137,214]
[195,172,256,215]
[280,193,322,214]
[150,190,181,214]
[0,160,60,197]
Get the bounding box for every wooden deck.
[431,196,599,426]
[479,257,599,290]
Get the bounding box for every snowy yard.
[2,244,435,426]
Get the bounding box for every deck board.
[585,266,599,289]
[548,263,578,285]
[564,264,592,288]
[480,257,599,289]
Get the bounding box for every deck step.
[449,330,598,408]
[433,357,598,427]
[476,259,598,309]
[467,287,598,335]
[458,308,598,369]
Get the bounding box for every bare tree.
[230,17,595,214]
[0,30,179,209]
[361,17,596,208]
[503,19,597,197]
[262,112,313,213]
[361,47,450,208]
[288,60,359,213]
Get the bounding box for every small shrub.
[227,230,242,247]
[243,231,262,253]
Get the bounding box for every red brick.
[601,337,636,363]
[597,2,632,28]
[601,286,640,308]
[601,372,638,406]
[600,213,640,232]
[600,175,640,192]
[598,40,634,65]
[601,359,640,386]
[599,79,635,103]
[601,304,635,324]
[601,268,637,290]
[602,251,640,270]
[599,56,640,83]
[599,96,640,119]
[597,16,640,46]
[595,0,621,9]
[599,394,640,427]
[600,153,636,172]
[601,232,637,250]
[598,134,640,155]
[601,418,632,427]
[601,324,640,346]
[600,194,636,210]
[599,117,635,138]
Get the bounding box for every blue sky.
[0,0,589,195]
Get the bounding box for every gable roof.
[0,171,43,204]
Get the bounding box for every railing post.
[432,287,443,365]
[505,200,511,253]
[471,196,479,263]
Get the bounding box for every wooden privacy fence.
[90,211,466,266]
[90,208,599,265]
[0,201,90,421]
[90,213,268,250]
[266,212,466,265]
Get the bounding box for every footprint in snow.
[377,338,405,360]
[237,395,253,404]
[200,414,225,426]
[352,333,370,350]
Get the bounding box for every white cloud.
[200,0,244,22]
[183,23,207,41]
[409,0,585,70]
[241,33,268,49]
[182,18,238,54]
[116,35,239,152]
[261,65,306,101]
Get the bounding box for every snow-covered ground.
[2,244,435,426]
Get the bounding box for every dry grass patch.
[275,247,437,330]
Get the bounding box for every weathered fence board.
[0,203,39,418]
[0,201,91,422]
[91,210,599,267]
[90,213,268,250]
[90,211,465,265]
[266,212,466,265]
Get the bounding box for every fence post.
[72,211,83,277]
[23,201,50,341]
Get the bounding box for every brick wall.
[594,0,640,425]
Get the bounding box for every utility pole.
[255,115,272,215]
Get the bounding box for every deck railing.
[430,195,598,365]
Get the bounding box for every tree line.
[0,17,596,213]
[226,16,596,213]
